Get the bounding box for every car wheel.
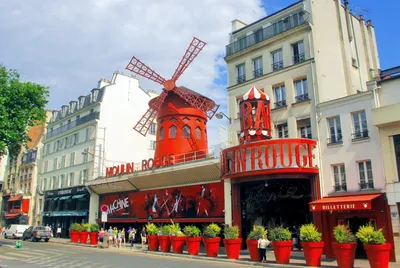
[22,236,26,241]
[30,236,35,242]
[4,234,7,239]
[44,239,49,242]
[12,234,16,239]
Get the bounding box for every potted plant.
[269,227,292,264]
[332,225,357,268]
[69,223,81,243]
[183,225,201,255]
[300,223,324,267]
[356,224,391,268]
[89,224,99,245]
[246,225,267,262]
[169,221,186,254]
[79,223,90,244]
[223,225,242,260]
[146,223,159,251]
[159,224,172,253]
[203,223,221,257]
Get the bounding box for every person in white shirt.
[57,225,62,238]
[257,234,270,263]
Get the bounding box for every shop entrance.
[241,178,312,241]
[348,217,369,259]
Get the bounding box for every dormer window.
[78,96,85,109]
[91,89,99,102]
[69,101,77,113]
[52,111,59,122]
[61,105,69,117]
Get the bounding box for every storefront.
[42,186,89,237]
[3,195,30,225]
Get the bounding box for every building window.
[43,178,47,191]
[253,57,263,78]
[73,133,79,145]
[271,49,283,71]
[53,158,58,170]
[45,144,50,155]
[394,135,400,182]
[85,128,90,141]
[292,41,305,64]
[83,169,88,183]
[352,110,369,141]
[294,78,308,102]
[169,125,177,138]
[51,176,56,189]
[70,152,75,167]
[182,125,191,138]
[149,140,156,150]
[327,116,342,145]
[83,149,89,163]
[64,137,69,149]
[277,123,288,138]
[273,84,286,108]
[236,63,246,83]
[299,126,312,139]
[68,173,74,187]
[358,160,374,189]
[44,160,48,173]
[61,155,66,168]
[195,127,201,140]
[159,127,164,140]
[149,123,156,135]
[60,174,65,188]
[333,164,347,191]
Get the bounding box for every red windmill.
[125,37,220,163]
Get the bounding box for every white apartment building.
[39,72,157,233]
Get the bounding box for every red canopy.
[5,213,20,219]
[309,194,382,212]
[8,195,23,202]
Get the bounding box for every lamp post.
[215,112,232,124]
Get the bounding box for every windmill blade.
[133,91,168,136]
[126,56,166,85]
[171,37,206,81]
[174,87,220,119]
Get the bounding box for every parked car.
[4,224,30,239]
[22,226,51,242]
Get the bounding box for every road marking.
[0,254,19,260]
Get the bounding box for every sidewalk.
[49,238,398,267]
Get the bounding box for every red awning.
[5,213,20,219]
[8,196,23,202]
[309,194,382,212]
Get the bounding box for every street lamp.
[215,112,232,124]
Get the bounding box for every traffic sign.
[101,205,109,213]
[101,212,108,222]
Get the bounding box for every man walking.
[56,225,62,238]
[107,226,113,248]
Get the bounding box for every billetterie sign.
[106,154,175,177]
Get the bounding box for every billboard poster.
[99,182,224,220]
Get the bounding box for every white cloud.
[0,0,266,145]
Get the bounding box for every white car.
[4,224,30,239]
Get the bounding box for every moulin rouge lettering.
[108,197,130,214]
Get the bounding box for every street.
[0,238,247,268]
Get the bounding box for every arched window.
[159,127,164,140]
[195,127,201,140]
[169,125,177,138]
[182,125,191,138]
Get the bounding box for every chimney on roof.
[231,19,247,32]
[366,19,372,26]
[98,78,111,88]
[359,15,364,21]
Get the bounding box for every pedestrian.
[121,228,126,246]
[258,234,270,263]
[57,225,62,238]
[140,227,147,247]
[116,230,122,249]
[107,226,113,248]
[45,224,50,231]
[49,226,53,238]
[98,228,105,248]
[113,227,118,246]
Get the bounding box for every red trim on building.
[8,196,23,202]
[5,213,20,219]
[309,194,382,211]
[105,218,224,223]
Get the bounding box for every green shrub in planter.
[300,223,322,242]
[82,223,90,232]
[146,223,159,235]
[247,225,267,240]
[70,223,82,232]
[90,224,99,232]
[356,225,385,245]
[159,225,172,236]
[183,225,201,237]
[203,223,221,238]
[224,225,239,239]
[269,227,292,241]
[333,225,356,243]
[169,221,185,237]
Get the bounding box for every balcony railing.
[226,11,310,57]
[274,100,287,108]
[46,112,100,139]
[272,61,284,71]
[293,53,305,64]
[334,184,347,192]
[352,130,369,142]
[253,68,263,78]
[237,75,246,84]
[327,136,343,146]
[295,93,309,102]
[360,181,374,190]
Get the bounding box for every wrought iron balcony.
[237,75,246,84]
[226,11,310,57]
[360,181,374,190]
[253,68,263,78]
[45,112,100,139]
[327,136,343,146]
[272,61,284,71]
[334,184,347,192]
[274,100,287,108]
[293,53,305,64]
[352,130,369,141]
[295,93,309,102]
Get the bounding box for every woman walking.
[258,234,270,263]
[140,227,147,248]
[116,230,122,249]
[121,228,126,246]
[113,227,118,246]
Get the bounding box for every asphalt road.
[0,238,247,268]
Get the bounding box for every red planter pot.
[70,231,79,243]
[364,243,392,268]
[170,236,186,254]
[224,238,242,260]
[159,235,171,253]
[186,237,202,256]
[79,231,89,244]
[147,235,159,251]
[203,237,221,257]
[89,232,98,245]
[332,242,357,268]
[272,240,293,264]
[246,240,261,262]
[301,241,324,267]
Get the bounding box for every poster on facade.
[99,182,224,220]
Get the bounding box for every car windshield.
[35,227,45,230]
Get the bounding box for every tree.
[0,64,49,158]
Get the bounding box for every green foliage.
[224,225,239,239]
[269,227,292,242]
[90,224,99,232]
[203,223,221,238]
[333,225,356,243]
[70,223,82,232]
[82,223,90,232]
[0,65,49,157]
[159,225,171,236]
[183,225,201,238]
[300,224,322,242]
[247,225,267,240]
[146,223,159,235]
[356,225,386,245]
[169,220,185,237]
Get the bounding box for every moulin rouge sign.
[106,154,175,177]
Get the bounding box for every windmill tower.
[125,37,219,163]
